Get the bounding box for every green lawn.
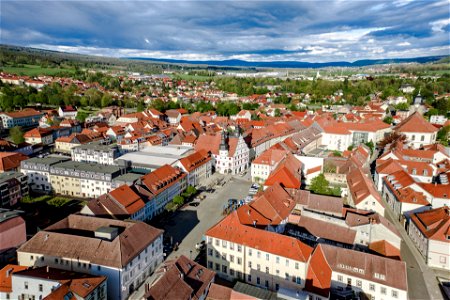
[1,64,76,76]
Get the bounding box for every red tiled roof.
[418,182,450,199]
[0,265,29,293]
[410,207,450,242]
[1,108,42,118]
[264,154,302,189]
[141,164,186,195]
[206,211,312,262]
[368,240,401,260]
[109,185,145,215]
[0,152,29,172]
[395,112,438,133]
[179,149,211,172]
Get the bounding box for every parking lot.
[131,173,253,299]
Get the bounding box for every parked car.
[195,241,206,250]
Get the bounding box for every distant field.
[171,73,216,81]
[1,64,76,76]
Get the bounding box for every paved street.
[381,197,445,300]
[131,173,253,299]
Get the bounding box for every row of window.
[337,275,398,298]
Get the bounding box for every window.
[215,251,220,258]
[275,284,279,291]
[248,261,252,268]
[230,242,234,250]
[285,273,289,281]
[208,249,213,256]
[237,258,242,265]
[266,267,269,274]
[257,251,261,258]
[297,277,302,284]
[266,253,270,261]
[222,240,227,248]
[237,245,242,252]
[265,280,269,288]
[24,282,28,289]
[381,287,386,295]
[222,265,227,274]
[285,259,289,267]
[230,255,234,263]
[276,256,280,264]
[338,275,343,282]
[248,249,252,256]
[412,135,415,141]
[356,280,362,287]
[215,239,219,246]
[347,278,352,285]
[230,269,235,276]
[295,262,299,270]
[369,284,375,291]
[421,135,424,141]
[208,261,213,269]
[392,290,398,298]
[257,277,260,284]
[257,264,261,271]
[39,284,43,292]
[247,274,252,282]
[440,256,447,263]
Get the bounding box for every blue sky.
[1,0,449,62]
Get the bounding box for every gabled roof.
[264,154,302,189]
[368,240,401,260]
[0,264,29,293]
[347,168,383,206]
[206,211,312,262]
[108,185,146,215]
[141,164,186,195]
[0,152,28,172]
[179,149,211,173]
[18,215,163,268]
[410,207,450,242]
[395,112,438,133]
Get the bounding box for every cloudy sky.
[1,0,449,62]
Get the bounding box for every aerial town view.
[0,1,449,300]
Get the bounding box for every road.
[381,192,444,300]
[130,173,253,299]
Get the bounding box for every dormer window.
[423,170,428,176]
[412,168,417,175]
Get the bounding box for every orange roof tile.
[206,211,312,262]
[395,112,438,133]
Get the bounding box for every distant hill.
[126,55,448,69]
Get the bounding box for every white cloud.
[397,42,411,46]
[430,18,450,32]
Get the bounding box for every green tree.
[9,126,25,144]
[365,140,375,155]
[186,185,197,196]
[437,125,450,146]
[101,94,112,108]
[383,116,393,124]
[137,101,146,112]
[310,174,330,195]
[274,108,281,117]
[395,103,410,110]
[76,112,88,123]
[173,195,184,206]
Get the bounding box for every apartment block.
[0,172,28,207]
[17,214,164,300]
[71,143,121,165]
[20,156,70,193]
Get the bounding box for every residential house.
[0,152,29,173]
[58,105,78,119]
[346,168,385,215]
[23,128,54,145]
[0,109,43,129]
[17,214,164,300]
[395,112,438,149]
[72,143,121,165]
[408,207,450,270]
[143,255,215,300]
[49,161,125,198]
[205,211,313,294]
[1,266,107,300]
[139,164,187,216]
[20,156,71,193]
[0,172,28,207]
[176,150,212,187]
[166,110,182,125]
[55,133,99,154]
[251,148,288,183]
[305,244,407,300]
